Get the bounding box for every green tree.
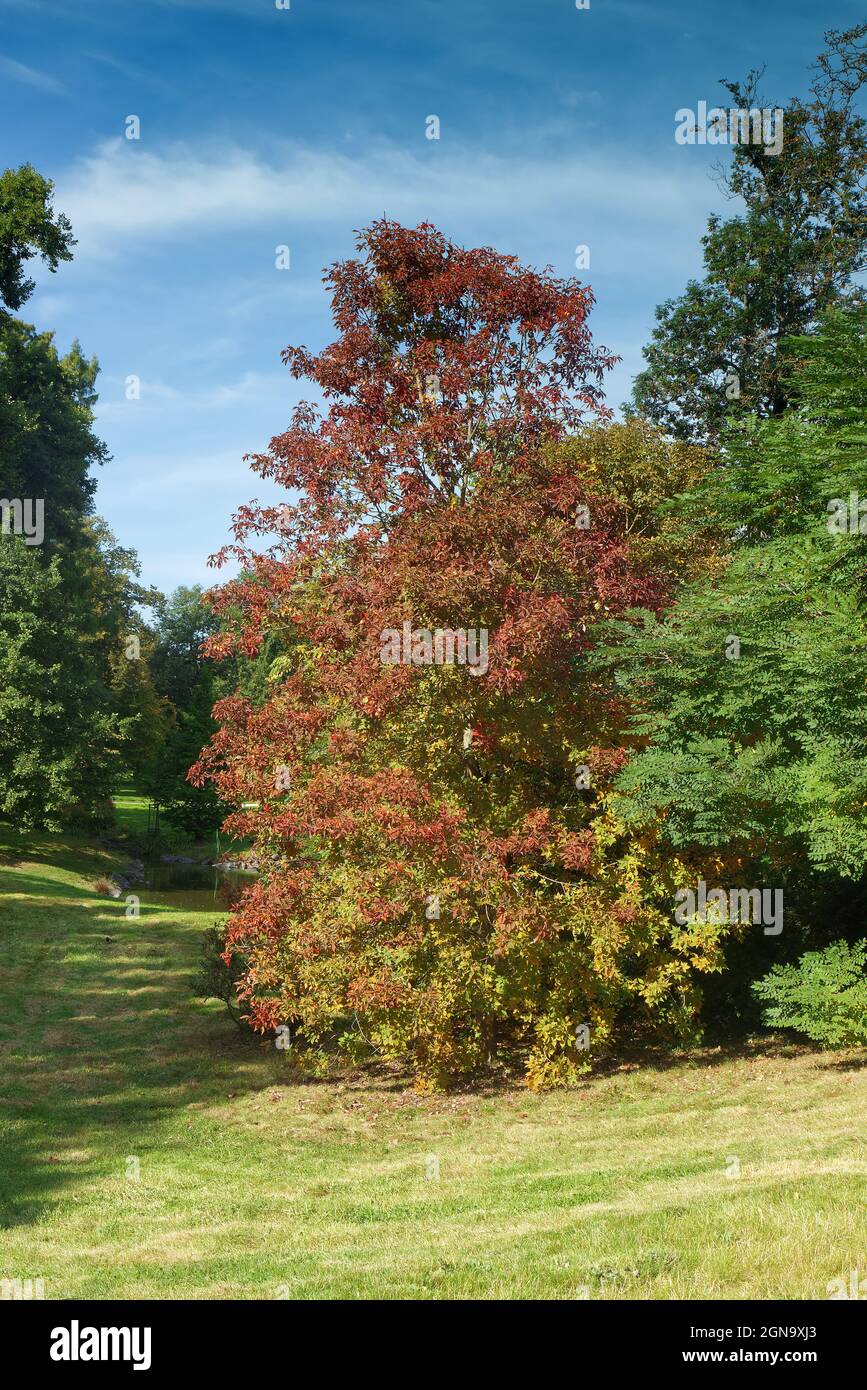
[83,520,168,783]
[0,165,155,826]
[606,307,867,879]
[0,538,116,828]
[0,321,106,545]
[149,584,219,711]
[145,586,225,837]
[631,24,867,442]
[0,164,73,313]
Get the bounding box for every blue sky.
[1,0,861,593]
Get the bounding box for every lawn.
[0,820,865,1300]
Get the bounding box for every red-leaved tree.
[193,222,723,1088]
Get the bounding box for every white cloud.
[95,368,288,420]
[30,292,70,320]
[56,137,712,260]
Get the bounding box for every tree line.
[0,169,263,836]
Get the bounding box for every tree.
[0,538,117,828]
[144,586,225,837]
[631,24,867,442]
[83,520,168,784]
[605,307,867,882]
[149,585,219,712]
[0,321,106,547]
[545,419,716,588]
[753,940,867,1048]
[0,164,74,313]
[149,675,225,838]
[193,222,728,1088]
[0,165,152,827]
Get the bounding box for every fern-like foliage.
[600,306,867,877]
[752,940,867,1047]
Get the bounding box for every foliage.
[142,585,276,838]
[0,318,106,546]
[193,924,250,1028]
[0,537,117,829]
[149,585,219,710]
[0,164,74,313]
[80,519,167,784]
[194,221,731,1088]
[752,940,867,1047]
[546,419,718,586]
[603,307,867,880]
[144,586,226,836]
[155,680,226,837]
[631,24,867,441]
[0,164,161,827]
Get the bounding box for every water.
[138,860,255,913]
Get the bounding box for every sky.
[1,0,863,594]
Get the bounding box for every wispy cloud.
[95,368,289,421]
[0,53,64,91]
[56,136,712,260]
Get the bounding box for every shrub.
[192,925,250,1029]
[752,939,867,1048]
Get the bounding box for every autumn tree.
[195,222,724,1088]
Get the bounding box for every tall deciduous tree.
[194,222,726,1088]
[0,164,73,314]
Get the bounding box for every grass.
[110,787,153,841]
[110,785,246,861]
[0,820,865,1300]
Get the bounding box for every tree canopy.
[631,24,867,442]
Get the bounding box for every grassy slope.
[0,817,865,1300]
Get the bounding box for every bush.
[752,940,867,1048]
[192,925,249,1029]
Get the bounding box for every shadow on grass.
[399,1035,819,1100]
[1,870,105,900]
[815,1050,867,1070]
[608,1035,813,1076]
[0,885,277,1230]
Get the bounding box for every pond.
[137,859,256,914]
